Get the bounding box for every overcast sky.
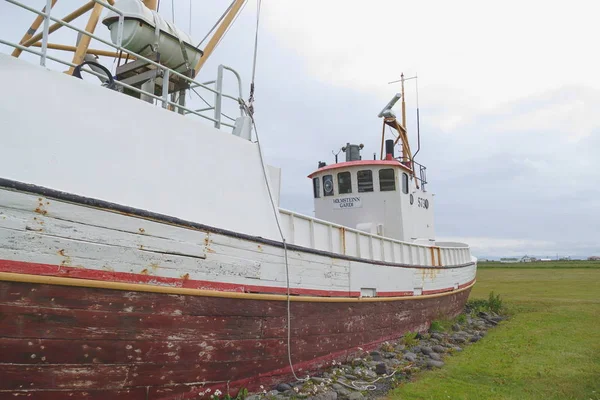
[1,0,599,258]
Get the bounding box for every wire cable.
[171,0,175,24]
[250,0,261,88]
[188,0,192,36]
[195,0,236,48]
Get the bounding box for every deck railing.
[1,0,247,131]
[278,209,472,267]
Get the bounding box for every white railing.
[279,209,472,267]
[2,0,246,131]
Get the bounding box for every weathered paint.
[0,186,476,398]
[0,188,476,297]
[0,280,471,398]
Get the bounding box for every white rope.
[338,370,398,391]
[242,101,305,382]
[307,369,400,393]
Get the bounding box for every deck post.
[11,0,58,58]
[39,0,54,66]
[21,2,96,49]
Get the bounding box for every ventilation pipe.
[343,143,364,162]
[385,139,394,160]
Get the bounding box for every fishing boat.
[0,1,476,398]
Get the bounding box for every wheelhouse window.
[357,170,373,192]
[313,177,321,198]
[338,172,352,194]
[402,173,409,194]
[379,168,396,191]
[323,174,334,196]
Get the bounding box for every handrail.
[2,0,246,132]
[1,39,235,127]
[278,208,472,267]
[279,208,469,251]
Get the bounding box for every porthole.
[323,175,334,196]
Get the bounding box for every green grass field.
[390,267,600,400]
[478,260,600,269]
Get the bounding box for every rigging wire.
[250,1,261,89]
[188,0,192,36]
[413,74,422,162]
[195,0,237,48]
[189,87,212,108]
[247,0,261,115]
[211,0,248,56]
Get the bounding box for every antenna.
[331,148,342,163]
[387,74,421,162]
[412,74,421,163]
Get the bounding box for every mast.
[142,0,158,10]
[66,2,104,74]
[401,73,406,130]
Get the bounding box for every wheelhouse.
[308,145,434,242]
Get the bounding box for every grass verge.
[478,260,600,269]
[389,268,600,400]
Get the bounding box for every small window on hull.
[323,175,334,196]
[357,170,373,193]
[379,168,396,191]
[338,172,352,194]
[402,173,409,194]
[313,177,321,198]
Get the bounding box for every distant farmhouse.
[500,257,519,263]
[500,256,539,263]
[588,256,600,261]
[520,255,537,263]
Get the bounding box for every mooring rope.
[244,99,305,382]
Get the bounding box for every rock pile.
[244,311,506,400]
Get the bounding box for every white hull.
[0,182,475,297]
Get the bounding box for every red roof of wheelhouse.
[307,160,412,178]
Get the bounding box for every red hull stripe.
[0,259,472,298]
[458,278,476,289]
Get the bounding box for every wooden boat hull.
[0,278,472,399]
[0,180,476,399]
